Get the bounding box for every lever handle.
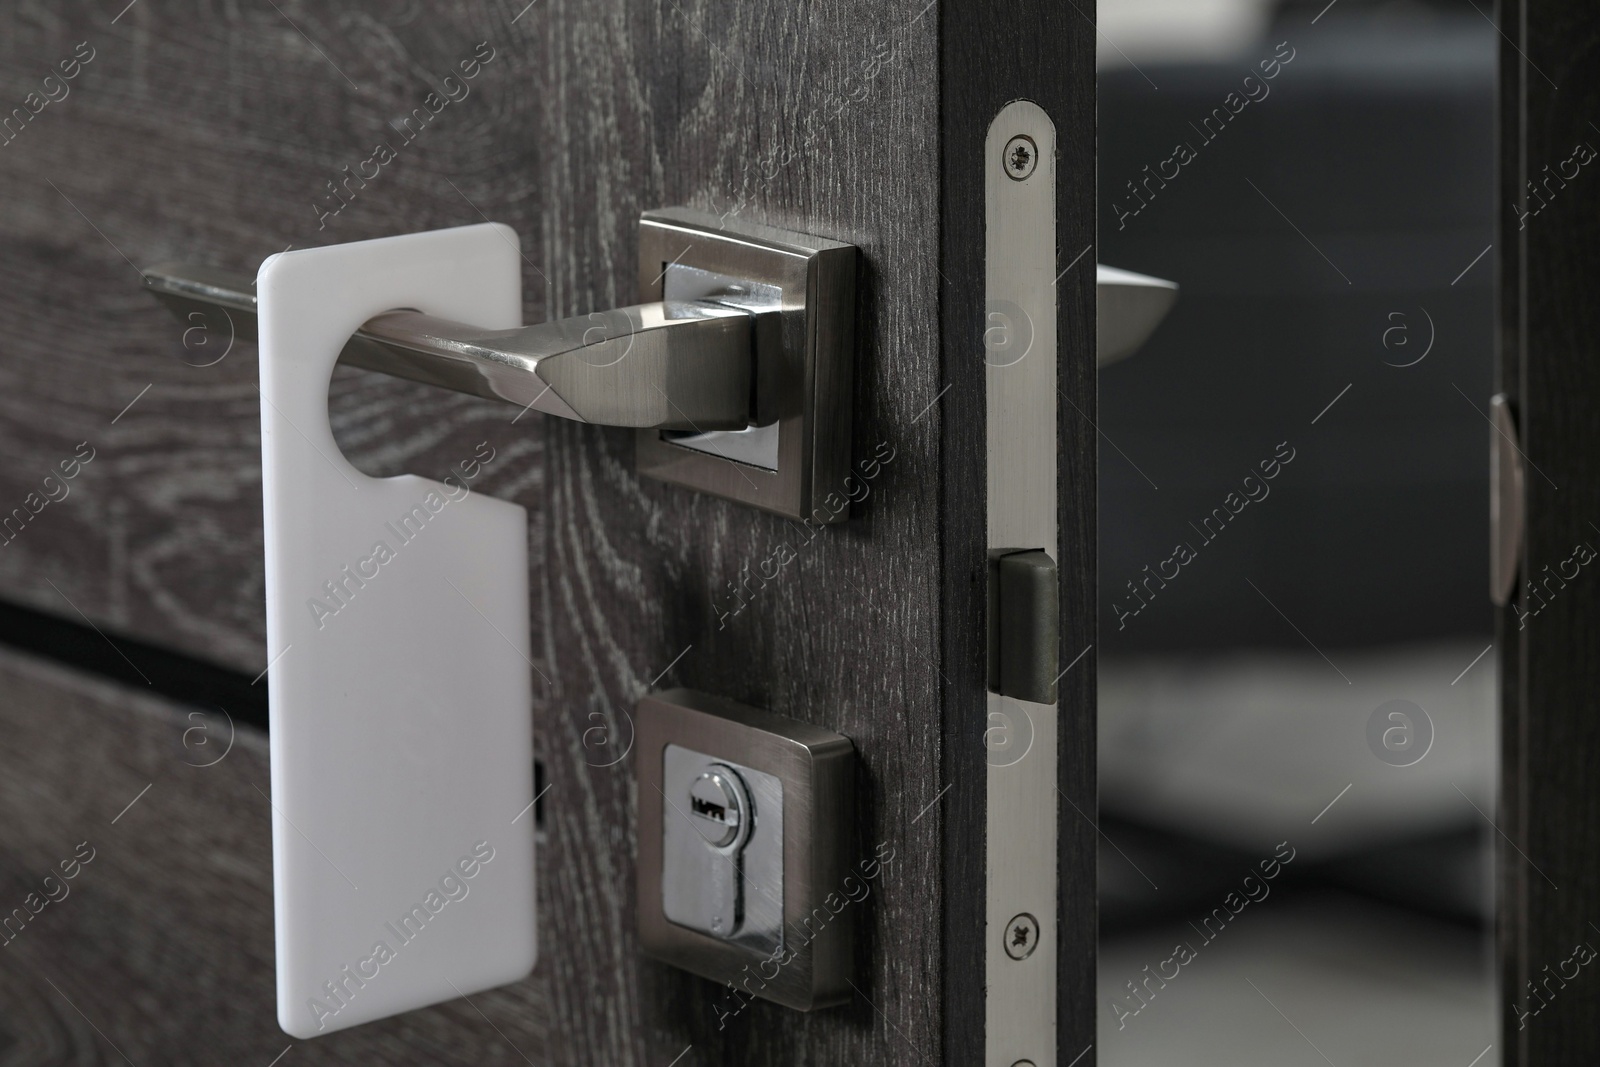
[144,263,757,431]
[1095,264,1178,367]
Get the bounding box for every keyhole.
[687,764,753,939]
[689,767,749,851]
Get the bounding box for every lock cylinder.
[638,688,856,1011]
[688,763,755,938]
[689,766,750,851]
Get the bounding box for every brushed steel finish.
[354,301,755,431]
[637,209,858,522]
[637,689,856,1012]
[658,264,784,471]
[142,231,769,433]
[145,208,858,512]
[984,101,1060,1067]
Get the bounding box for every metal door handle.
[144,209,859,520]
[144,262,760,431]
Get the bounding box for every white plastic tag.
[256,224,536,1038]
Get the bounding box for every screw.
[1012,1062,1038,1067]
[1004,912,1039,960]
[1003,135,1037,181]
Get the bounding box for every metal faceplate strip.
[985,101,1060,1066]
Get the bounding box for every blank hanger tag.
[256,224,536,1038]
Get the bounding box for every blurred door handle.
[1097,264,1178,366]
[1490,393,1524,606]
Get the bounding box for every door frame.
[1497,1,1600,1062]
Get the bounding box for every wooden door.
[0,1,1094,1063]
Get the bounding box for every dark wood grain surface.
[531,0,946,1055]
[0,0,961,1063]
[1499,2,1600,1065]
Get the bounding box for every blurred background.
[1096,0,1497,1062]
